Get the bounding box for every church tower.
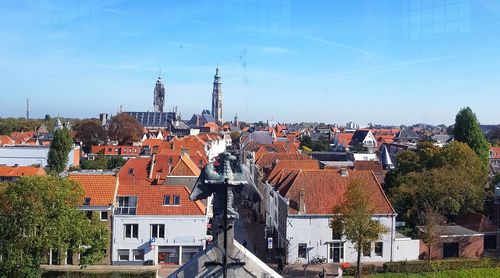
[211,68,223,123]
[153,74,165,113]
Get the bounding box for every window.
[363,242,371,257]
[124,224,139,239]
[129,148,132,153]
[168,157,173,164]
[128,168,134,175]
[118,249,129,261]
[375,242,383,256]
[115,148,118,152]
[133,249,144,261]
[116,196,137,215]
[151,224,165,238]
[108,148,112,152]
[134,149,137,153]
[181,246,202,264]
[298,243,307,258]
[173,195,180,205]
[83,197,91,205]
[123,148,127,153]
[100,211,108,221]
[163,195,170,205]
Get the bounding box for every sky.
[1,0,500,126]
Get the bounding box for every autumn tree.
[73,119,106,153]
[47,128,73,174]
[388,141,486,224]
[453,107,489,169]
[0,176,109,277]
[299,135,313,150]
[107,113,143,145]
[330,180,388,277]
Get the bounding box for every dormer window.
[128,168,134,175]
[163,195,171,206]
[173,195,180,205]
[83,197,91,206]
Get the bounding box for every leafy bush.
[343,264,377,276]
[42,271,156,278]
[383,258,500,273]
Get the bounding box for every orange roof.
[10,131,36,144]
[283,170,394,215]
[491,147,500,159]
[266,160,320,182]
[170,154,202,176]
[334,132,355,147]
[354,161,383,173]
[256,153,312,168]
[68,174,118,206]
[0,165,46,177]
[0,135,14,145]
[118,185,205,215]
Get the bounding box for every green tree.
[388,141,486,224]
[44,114,52,122]
[0,176,109,277]
[330,180,388,277]
[418,204,446,262]
[312,135,331,151]
[453,107,490,169]
[47,128,73,174]
[108,113,143,145]
[299,135,313,150]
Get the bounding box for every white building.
[112,185,207,265]
[0,144,79,168]
[264,169,419,264]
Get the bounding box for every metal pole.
[223,178,228,278]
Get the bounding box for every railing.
[114,207,137,215]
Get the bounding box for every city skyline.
[1,0,500,125]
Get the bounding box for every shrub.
[343,264,377,276]
[383,258,500,273]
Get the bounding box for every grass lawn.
[365,268,500,278]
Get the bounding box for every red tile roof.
[283,170,394,215]
[170,154,202,176]
[334,132,355,147]
[490,147,500,159]
[0,135,14,145]
[354,161,383,173]
[68,174,118,206]
[256,153,312,169]
[0,165,46,177]
[455,212,500,233]
[118,185,205,216]
[266,160,320,182]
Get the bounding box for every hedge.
[343,264,377,276]
[383,258,500,273]
[42,271,156,278]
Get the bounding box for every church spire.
[211,67,223,123]
[153,72,165,113]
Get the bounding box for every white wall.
[112,215,207,265]
[0,145,78,168]
[393,238,420,261]
[286,215,396,264]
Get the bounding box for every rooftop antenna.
[26,98,30,120]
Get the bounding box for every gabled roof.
[0,165,46,177]
[266,160,320,182]
[255,153,312,169]
[334,132,355,147]
[283,170,394,215]
[354,160,383,172]
[396,129,419,139]
[68,174,118,206]
[349,129,371,145]
[0,135,14,145]
[455,212,500,233]
[117,185,205,216]
[169,154,202,176]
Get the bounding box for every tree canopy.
[453,107,490,168]
[387,141,486,224]
[47,128,73,174]
[73,119,107,153]
[330,180,388,277]
[107,113,143,145]
[0,176,109,277]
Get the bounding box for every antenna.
[26,98,30,120]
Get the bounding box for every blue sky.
[1,0,500,126]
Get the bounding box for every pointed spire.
[381,145,394,170]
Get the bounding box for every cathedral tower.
[211,68,223,123]
[153,74,165,113]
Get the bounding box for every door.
[66,249,73,265]
[484,235,497,250]
[329,242,344,263]
[443,242,459,258]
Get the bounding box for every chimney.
[299,188,306,214]
[181,147,189,156]
[148,154,156,180]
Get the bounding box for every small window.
[100,211,108,221]
[363,242,371,257]
[133,249,144,261]
[129,148,132,153]
[168,157,173,164]
[375,242,383,256]
[125,224,139,239]
[123,148,127,153]
[118,249,129,261]
[108,148,112,152]
[298,243,307,258]
[115,148,119,152]
[83,197,91,205]
[163,195,171,205]
[134,149,137,153]
[173,195,180,205]
[128,168,134,175]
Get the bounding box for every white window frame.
[133,249,144,261]
[100,211,108,221]
[124,224,139,239]
[151,224,165,239]
[118,249,129,261]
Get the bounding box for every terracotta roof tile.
[0,135,14,145]
[266,160,320,181]
[455,212,500,233]
[68,174,118,206]
[284,170,394,215]
[353,161,383,173]
[0,165,46,177]
[490,147,500,159]
[256,153,312,169]
[169,154,202,176]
